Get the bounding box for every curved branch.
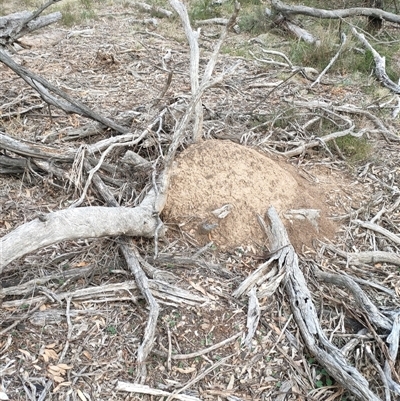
[0,206,157,273]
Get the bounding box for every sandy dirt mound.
[164,140,337,251]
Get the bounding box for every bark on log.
[273,14,319,43]
[0,131,75,161]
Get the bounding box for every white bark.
[271,0,400,24]
[352,27,400,94]
[0,206,157,273]
[169,0,203,142]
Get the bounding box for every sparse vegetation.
[106,325,117,335]
[221,42,253,58]
[189,0,222,21]
[288,22,356,72]
[239,5,270,34]
[52,0,98,26]
[332,134,372,163]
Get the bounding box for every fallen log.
[0,0,62,46]
[0,206,159,273]
[271,0,400,25]
[0,49,130,134]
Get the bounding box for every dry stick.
[153,70,173,106]
[0,298,47,336]
[134,2,173,18]
[0,50,129,134]
[116,383,201,401]
[0,103,45,119]
[0,274,78,335]
[0,266,94,297]
[168,0,239,143]
[293,101,399,142]
[1,279,207,309]
[167,354,234,401]
[282,124,355,158]
[169,0,202,142]
[58,296,72,363]
[0,131,143,163]
[265,206,383,401]
[265,314,293,358]
[340,107,400,142]
[362,312,400,391]
[352,27,400,95]
[194,17,229,26]
[0,131,75,161]
[253,49,293,68]
[320,243,400,272]
[171,332,242,360]
[310,32,347,88]
[384,314,400,394]
[354,219,400,246]
[120,245,160,381]
[365,345,391,401]
[314,270,392,330]
[201,1,240,85]
[167,326,172,371]
[132,246,177,282]
[69,129,149,208]
[86,161,159,378]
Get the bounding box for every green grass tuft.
[331,135,372,164]
[189,0,222,21]
[239,6,270,34]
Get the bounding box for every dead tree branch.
[0,49,129,133]
[0,5,62,46]
[235,206,394,401]
[352,27,400,95]
[271,0,400,24]
[169,0,239,142]
[0,206,158,273]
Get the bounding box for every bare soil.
[164,139,338,251]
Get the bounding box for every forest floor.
[1,1,400,400]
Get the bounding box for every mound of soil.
[163,140,337,251]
